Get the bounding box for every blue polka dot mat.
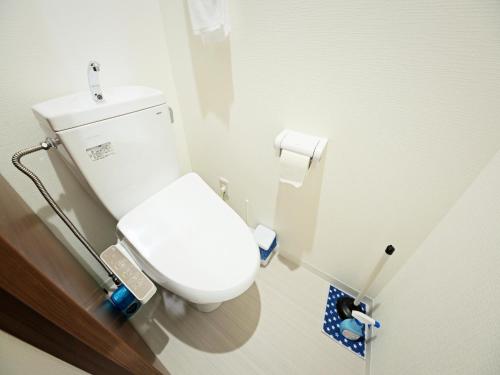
[322,285,367,359]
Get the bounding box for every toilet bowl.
[116,173,260,311]
[32,86,260,312]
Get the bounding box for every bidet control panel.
[101,245,156,303]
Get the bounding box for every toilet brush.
[336,245,395,320]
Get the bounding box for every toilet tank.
[32,86,180,219]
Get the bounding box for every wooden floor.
[132,256,366,375]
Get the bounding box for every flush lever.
[88,61,104,103]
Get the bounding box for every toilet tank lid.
[32,85,166,132]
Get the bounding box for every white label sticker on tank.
[86,142,114,161]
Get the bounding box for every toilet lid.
[117,173,260,303]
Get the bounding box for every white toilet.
[33,86,260,312]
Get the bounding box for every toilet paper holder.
[274,129,328,167]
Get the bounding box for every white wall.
[0,0,190,283]
[160,0,500,295]
[371,149,500,375]
[0,331,87,375]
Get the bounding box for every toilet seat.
[117,173,260,304]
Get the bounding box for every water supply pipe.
[12,138,120,286]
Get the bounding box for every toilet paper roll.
[279,149,310,188]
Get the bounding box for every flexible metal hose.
[12,138,120,285]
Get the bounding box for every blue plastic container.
[254,224,278,266]
[109,285,141,317]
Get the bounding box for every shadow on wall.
[273,155,327,269]
[183,2,234,126]
[133,283,261,354]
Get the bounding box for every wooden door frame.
[0,176,168,375]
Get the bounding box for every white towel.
[187,0,230,43]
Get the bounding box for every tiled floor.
[132,256,366,375]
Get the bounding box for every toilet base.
[192,302,222,313]
[161,287,222,314]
